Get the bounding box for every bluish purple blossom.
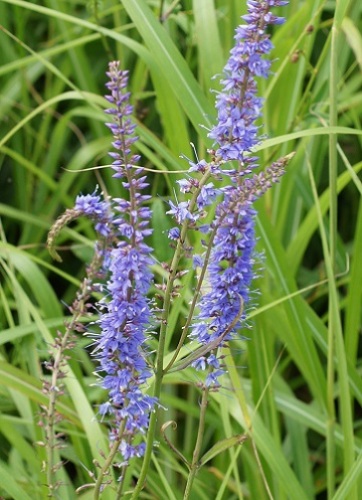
[166,200,198,224]
[193,254,204,269]
[188,0,288,387]
[197,183,220,209]
[74,191,113,238]
[190,202,256,345]
[90,61,156,462]
[168,227,181,240]
[177,178,193,193]
[188,159,209,173]
[208,0,287,163]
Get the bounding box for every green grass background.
[0,0,361,498]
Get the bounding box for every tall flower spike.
[189,0,289,387]
[92,62,156,462]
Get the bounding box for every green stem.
[44,271,95,495]
[164,211,217,373]
[327,13,338,498]
[92,0,114,60]
[131,170,212,498]
[93,421,127,499]
[182,298,244,498]
[183,379,210,499]
[115,464,128,500]
[158,0,165,20]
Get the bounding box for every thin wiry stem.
[131,169,213,498]
[43,250,103,496]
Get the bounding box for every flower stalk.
[130,166,214,497]
[183,379,210,499]
[41,249,105,496]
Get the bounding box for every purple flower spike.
[104,61,140,178]
[188,0,288,387]
[208,0,287,163]
[89,61,156,462]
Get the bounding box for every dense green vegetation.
[0,0,361,498]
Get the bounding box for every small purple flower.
[75,191,113,238]
[197,183,220,209]
[193,254,204,269]
[118,440,146,461]
[168,227,181,240]
[166,200,198,224]
[177,178,193,193]
[192,357,207,371]
[188,159,209,173]
[205,371,224,388]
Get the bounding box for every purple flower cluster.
[74,190,113,238]
[208,0,287,163]
[192,204,256,346]
[184,0,288,386]
[189,159,287,385]
[90,62,156,461]
[104,62,140,179]
[51,0,290,484]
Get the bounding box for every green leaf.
[120,0,214,136]
[0,461,33,500]
[0,361,80,426]
[342,17,362,72]
[200,434,247,466]
[333,451,362,500]
[0,244,62,318]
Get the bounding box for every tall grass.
[0,0,361,498]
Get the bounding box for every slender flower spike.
[91,62,156,462]
[208,0,287,163]
[189,0,289,387]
